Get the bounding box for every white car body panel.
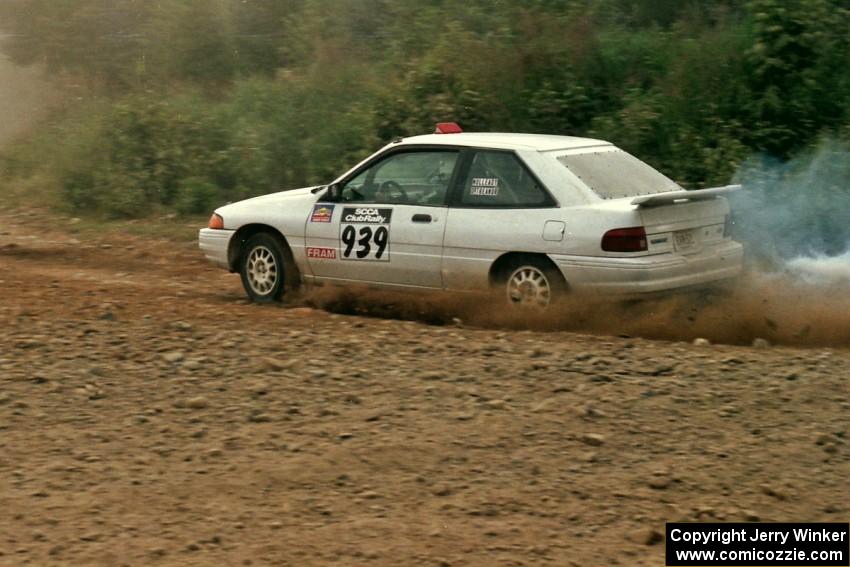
[198,227,233,268]
[517,149,596,206]
[551,241,743,293]
[212,187,318,271]
[199,132,744,297]
[442,206,591,290]
[305,203,447,288]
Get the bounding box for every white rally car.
[199,123,743,308]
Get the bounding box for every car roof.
[399,132,611,152]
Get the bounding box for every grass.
[1,173,207,243]
[65,214,209,243]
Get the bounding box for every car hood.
[216,186,322,214]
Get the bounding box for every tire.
[239,233,289,303]
[498,256,566,309]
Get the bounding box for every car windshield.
[556,149,680,199]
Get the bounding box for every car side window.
[458,151,554,207]
[341,151,458,206]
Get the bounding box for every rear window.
[556,150,680,199]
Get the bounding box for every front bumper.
[198,228,235,270]
[550,241,744,294]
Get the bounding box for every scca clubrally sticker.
[339,207,392,261]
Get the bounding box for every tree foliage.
[0,0,847,217]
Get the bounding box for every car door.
[304,148,460,289]
[442,149,561,290]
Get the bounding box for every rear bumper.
[198,228,235,269]
[550,241,744,294]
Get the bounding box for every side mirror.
[326,183,342,202]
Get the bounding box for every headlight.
[208,213,224,230]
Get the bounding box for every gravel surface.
[1,210,848,566]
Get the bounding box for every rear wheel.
[239,233,289,302]
[500,256,566,309]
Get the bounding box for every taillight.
[601,227,647,252]
[208,213,224,230]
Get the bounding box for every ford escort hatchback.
[199,123,743,308]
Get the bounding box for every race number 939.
[341,225,388,260]
[339,207,392,262]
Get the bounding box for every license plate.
[674,229,697,251]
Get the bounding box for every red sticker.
[306,247,337,260]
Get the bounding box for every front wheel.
[239,233,289,302]
[500,257,566,309]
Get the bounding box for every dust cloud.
[0,52,55,148]
[302,268,850,348]
[786,250,850,285]
[729,138,850,266]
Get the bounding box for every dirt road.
[1,209,848,566]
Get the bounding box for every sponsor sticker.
[340,207,392,261]
[341,207,392,224]
[310,204,335,223]
[470,177,499,196]
[306,246,337,260]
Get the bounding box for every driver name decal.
[470,177,499,196]
[340,207,392,261]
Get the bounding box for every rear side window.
[556,149,680,199]
[458,151,554,208]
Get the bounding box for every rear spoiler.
[631,184,741,207]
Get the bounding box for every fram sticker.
[310,204,335,223]
[470,178,499,196]
[306,247,337,260]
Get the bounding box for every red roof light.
[435,122,463,134]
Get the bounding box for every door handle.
[412,214,432,223]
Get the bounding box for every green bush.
[2,77,383,218]
[0,0,847,237]
[175,177,222,215]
